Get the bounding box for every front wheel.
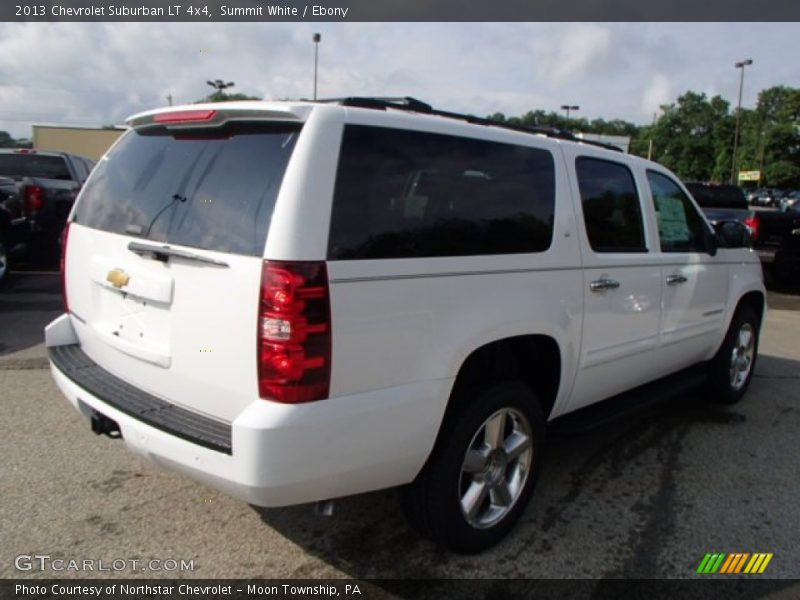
[706,307,760,405]
[401,381,545,553]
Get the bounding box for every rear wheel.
[401,381,545,553]
[0,230,9,287]
[706,306,760,405]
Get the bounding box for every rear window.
[0,154,72,180]
[684,183,747,210]
[73,122,301,257]
[328,125,556,260]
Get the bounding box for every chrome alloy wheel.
[729,322,756,391]
[0,239,7,282]
[458,407,533,529]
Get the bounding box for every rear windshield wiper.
[127,241,229,267]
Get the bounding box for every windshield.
[73,121,301,257]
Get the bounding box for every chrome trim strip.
[330,261,746,284]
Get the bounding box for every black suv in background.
[685,181,800,285]
[0,149,94,285]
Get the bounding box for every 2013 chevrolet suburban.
[46,97,766,553]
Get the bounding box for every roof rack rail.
[317,96,622,153]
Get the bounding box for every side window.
[646,171,708,253]
[575,157,646,253]
[328,125,556,260]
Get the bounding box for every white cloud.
[641,74,673,119]
[0,22,797,139]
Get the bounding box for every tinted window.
[648,172,708,253]
[72,158,88,182]
[576,157,646,253]
[684,182,747,210]
[328,125,555,260]
[0,154,72,180]
[74,122,300,257]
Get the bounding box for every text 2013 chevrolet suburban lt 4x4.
[46,97,765,553]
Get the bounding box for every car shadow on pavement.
[0,272,62,357]
[252,353,800,584]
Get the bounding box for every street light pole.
[561,104,579,121]
[731,59,753,184]
[313,33,321,100]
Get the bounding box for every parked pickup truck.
[47,98,765,553]
[685,181,800,284]
[0,148,95,284]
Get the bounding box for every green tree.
[644,91,733,181]
[749,86,800,187]
[197,91,261,103]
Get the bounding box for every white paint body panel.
[48,101,766,507]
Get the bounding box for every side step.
[550,365,708,435]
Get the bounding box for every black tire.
[706,306,760,405]
[0,230,9,288]
[401,381,545,553]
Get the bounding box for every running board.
[550,365,708,435]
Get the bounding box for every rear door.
[66,116,302,422]
[566,153,664,411]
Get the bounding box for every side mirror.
[714,220,751,249]
[704,224,718,256]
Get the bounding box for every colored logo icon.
[697,553,773,574]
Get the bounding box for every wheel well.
[448,335,561,420]
[736,291,766,325]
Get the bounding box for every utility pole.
[166,94,173,106]
[561,104,579,121]
[206,79,235,99]
[730,59,753,184]
[313,33,321,100]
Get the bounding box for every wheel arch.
[444,334,563,424]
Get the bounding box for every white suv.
[46,97,765,553]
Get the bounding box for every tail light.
[23,185,44,216]
[743,215,760,242]
[60,222,71,313]
[258,261,331,403]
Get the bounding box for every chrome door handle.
[666,274,688,286]
[590,278,620,292]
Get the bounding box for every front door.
[646,170,729,368]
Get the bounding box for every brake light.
[60,222,71,313]
[154,110,216,124]
[258,261,331,403]
[23,185,44,215]
[743,215,760,241]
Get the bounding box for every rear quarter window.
[73,122,300,257]
[328,125,556,260]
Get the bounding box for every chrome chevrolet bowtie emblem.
[106,268,130,289]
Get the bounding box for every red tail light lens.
[154,110,217,124]
[743,215,760,241]
[258,261,331,403]
[24,185,44,215]
[60,222,71,313]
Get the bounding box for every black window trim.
[575,155,649,254]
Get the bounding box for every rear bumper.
[45,314,451,507]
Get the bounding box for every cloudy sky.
[0,22,797,139]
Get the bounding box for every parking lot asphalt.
[1,272,799,584]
